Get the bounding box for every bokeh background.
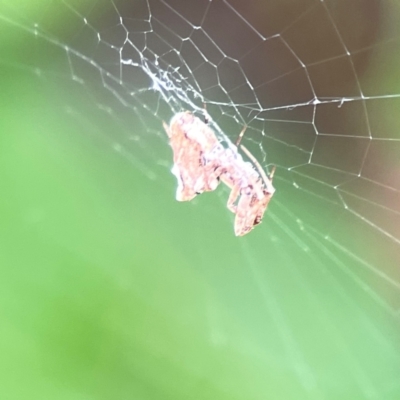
[1,1,400,399]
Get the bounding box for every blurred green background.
[1,1,400,399]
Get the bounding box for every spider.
[163,111,224,201]
[219,144,275,236]
[163,111,275,236]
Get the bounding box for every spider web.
[1,0,400,399]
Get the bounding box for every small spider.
[220,144,275,236]
[163,111,275,236]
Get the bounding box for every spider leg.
[204,164,223,191]
[203,103,209,125]
[253,208,264,226]
[233,190,253,235]
[172,165,197,201]
[226,183,240,213]
[235,125,247,146]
